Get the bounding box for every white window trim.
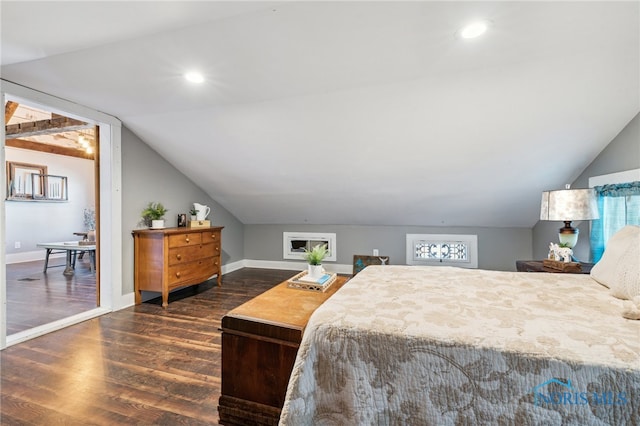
[587,168,640,252]
[589,168,640,188]
[283,232,337,262]
[406,233,478,269]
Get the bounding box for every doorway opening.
[5,101,99,335]
[1,80,122,349]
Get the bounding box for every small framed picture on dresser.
[177,213,187,227]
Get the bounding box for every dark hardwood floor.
[6,256,97,335]
[0,268,295,425]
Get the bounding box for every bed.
[279,260,640,425]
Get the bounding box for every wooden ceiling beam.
[6,138,94,160]
[5,116,91,138]
[5,101,19,123]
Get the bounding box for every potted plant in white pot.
[303,243,329,279]
[141,202,168,229]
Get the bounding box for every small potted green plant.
[189,207,199,221]
[141,202,168,229]
[303,243,329,279]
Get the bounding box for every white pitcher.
[193,203,210,221]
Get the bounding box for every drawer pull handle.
[176,272,181,278]
[176,254,182,260]
[216,246,220,251]
[211,234,216,239]
[185,237,190,243]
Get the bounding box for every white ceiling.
[2,1,638,227]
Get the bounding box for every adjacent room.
[5,102,98,336]
[1,1,638,425]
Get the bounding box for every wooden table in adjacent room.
[37,241,96,276]
[218,274,349,426]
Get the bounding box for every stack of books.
[287,271,338,292]
[542,259,582,272]
[298,273,333,284]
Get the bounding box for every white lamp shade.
[540,188,599,221]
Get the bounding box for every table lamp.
[540,184,599,248]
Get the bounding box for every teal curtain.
[590,181,640,262]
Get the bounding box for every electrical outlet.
[15,241,21,249]
[373,249,379,256]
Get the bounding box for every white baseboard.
[4,259,355,347]
[6,307,111,347]
[243,259,353,275]
[56,260,353,316]
[6,250,64,265]
[114,292,135,310]
[221,259,246,274]
[119,261,246,307]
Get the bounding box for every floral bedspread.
[279,266,640,425]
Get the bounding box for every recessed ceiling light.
[184,71,204,84]
[459,21,489,39]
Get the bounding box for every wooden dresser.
[218,275,349,425]
[132,226,223,307]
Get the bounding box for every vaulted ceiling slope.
[2,1,638,227]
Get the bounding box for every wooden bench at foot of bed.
[218,275,349,425]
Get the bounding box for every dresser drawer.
[169,232,202,248]
[168,245,212,266]
[201,241,221,258]
[168,258,216,287]
[201,230,221,245]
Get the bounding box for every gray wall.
[121,111,638,284]
[245,224,532,272]
[532,113,640,261]
[121,126,244,295]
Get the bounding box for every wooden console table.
[132,226,223,307]
[218,275,349,425]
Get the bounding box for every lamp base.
[558,221,579,248]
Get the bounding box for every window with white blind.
[406,234,478,268]
[283,232,337,262]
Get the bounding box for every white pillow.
[591,225,640,300]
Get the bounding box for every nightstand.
[516,260,594,274]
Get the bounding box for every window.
[406,234,478,268]
[283,232,337,262]
[589,170,640,262]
